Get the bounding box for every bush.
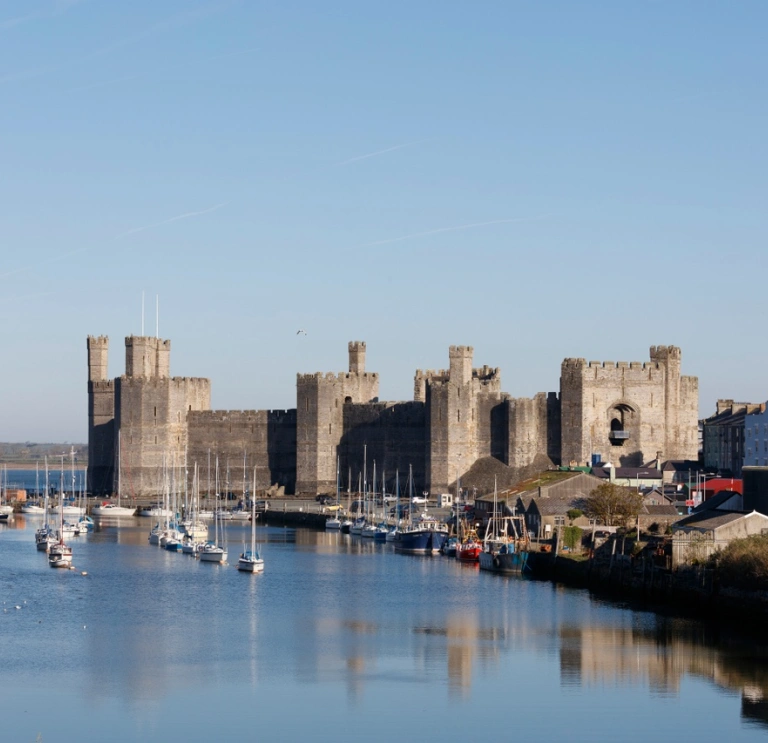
[716,534,768,591]
[562,525,583,551]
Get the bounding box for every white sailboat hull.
[21,504,46,514]
[237,557,264,572]
[92,505,136,516]
[199,548,227,562]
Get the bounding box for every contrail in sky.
[0,202,227,280]
[361,215,551,247]
[333,140,425,167]
[0,247,89,280]
[114,202,228,240]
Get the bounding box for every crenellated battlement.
[449,345,473,356]
[650,345,681,362]
[119,375,209,387]
[296,371,379,382]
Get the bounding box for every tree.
[584,483,644,527]
[566,508,583,523]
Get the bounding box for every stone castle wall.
[339,400,427,495]
[186,409,296,494]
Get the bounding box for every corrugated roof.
[673,510,754,531]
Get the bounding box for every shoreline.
[0,462,87,470]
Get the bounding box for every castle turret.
[125,336,170,378]
[349,341,366,374]
[449,345,473,386]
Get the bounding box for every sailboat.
[0,465,14,520]
[48,471,73,568]
[92,432,136,517]
[35,458,57,552]
[340,467,353,533]
[238,469,264,572]
[200,458,227,563]
[22,464,45,514]
[325,458,342,530]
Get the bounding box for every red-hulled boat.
[457,539,482,562]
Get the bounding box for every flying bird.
[296,329,307,336]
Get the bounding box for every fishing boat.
[477,477,530,575]
[457,529,483,562]
[238,473,264,573]
[396,511,449,555]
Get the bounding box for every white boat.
[181,537,205,555]
[199,542,227,562]
[238,469,264,573]
[200,459,227,563]
[92,502,136,517]
[138,504,172,518]
[0,465,14,516]
[48,541,73,567]
[49,468,73,568]
[22,503,46,514]
[35,461,56,551]
[325,457,343,530]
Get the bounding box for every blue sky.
[1,0,766,441]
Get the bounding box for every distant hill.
[0,443,87,466]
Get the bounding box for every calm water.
[1,516,767,743]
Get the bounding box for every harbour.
[2,513,768,742]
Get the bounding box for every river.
[0,515,766,742]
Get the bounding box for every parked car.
[411,495,428,505]
[315,494,334,505]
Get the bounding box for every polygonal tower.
[87,335,115,495]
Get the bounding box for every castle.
[87,335,699,498]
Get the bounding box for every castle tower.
[295,341,379,494]
[349,341,366,374]
[87,336,115,495]
[427,346,478,494]
[559,346,698,467]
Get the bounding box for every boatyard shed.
[670,510,768,567]
[475,471,602,539]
